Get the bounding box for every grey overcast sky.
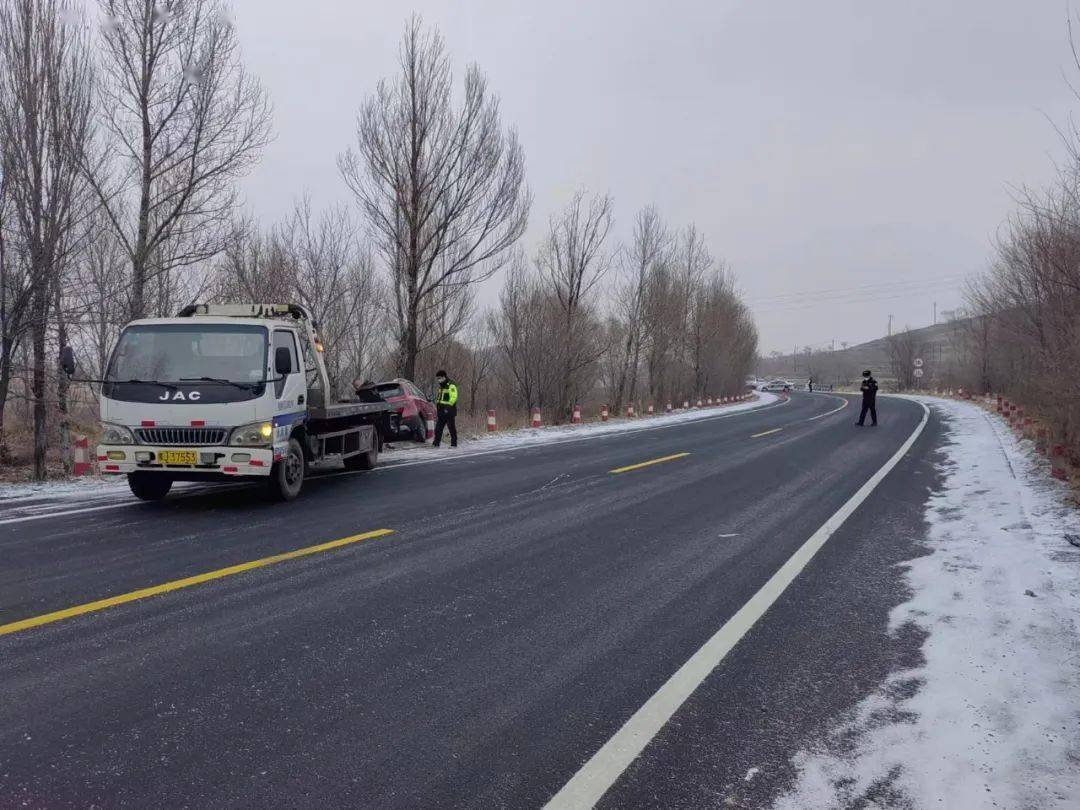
[228,0,1077,354]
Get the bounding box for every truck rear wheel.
[128,472,173,501]
[268,438,305,501]
[344,432,379,471]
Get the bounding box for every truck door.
[272,329,305,411]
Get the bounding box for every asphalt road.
[0,392,939,808]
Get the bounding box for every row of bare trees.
[0,0,271,476]
[0,6,758,479]
[949,166,1080,450]
[488,196,757,421]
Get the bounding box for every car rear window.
[375,383,405,398]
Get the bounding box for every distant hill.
[757,318,972,389]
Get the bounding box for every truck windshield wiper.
[180,376,259,390]
[110,378,177,389]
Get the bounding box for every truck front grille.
[135,427,228,446]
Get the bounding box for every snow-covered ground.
[0,393,779,520]
[774,397,1080,810]
[378,393,779,464]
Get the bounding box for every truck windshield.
[104,324,268,404]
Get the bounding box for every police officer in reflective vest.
[433,370,458,447]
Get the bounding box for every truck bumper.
[96,445,275,477]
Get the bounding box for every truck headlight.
[101,422,135,445]
[230,421,274,447]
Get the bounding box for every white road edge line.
[0,397,791,527]
[807,394,850,421]
[544,399,930,810]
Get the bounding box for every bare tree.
[70,217,128,393]
[673,225,712,399]
[537,190,613,419]
[887,327,923,390]
[0,145,30,462]
[612,206,671,411]
[90,0,272,321]
[277,198,376,398]
[489,251,562,411]
[339,15,530,379]
[0,0,95,478]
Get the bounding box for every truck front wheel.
[268,438,305,501]
[128,472,173,501]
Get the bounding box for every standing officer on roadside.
[856,369,878,426]
[433,369,459,448]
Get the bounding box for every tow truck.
[61,303,393,502]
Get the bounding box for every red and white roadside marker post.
[666,402,672,413]
[696,399,703,408]
[426,418,435,441]
[626,404,635,418]
[531,408,541,428]
[682,400,689,409]
[487,410,497,432]
[601,405,609,422]
[647,403,654,416]
[73,435,92,476]
[572,404,582,424]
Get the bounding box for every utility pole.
[888,314,893,336]
[793,345,797,373]
[933,301,937,325]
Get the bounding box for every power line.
[745,274,966,305]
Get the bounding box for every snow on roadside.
[0,475,129,502]
[774,397,1080,809]
[379,392,779,463]
[0,393,781,515]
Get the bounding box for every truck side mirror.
[59,345,76,376]
[274,347,293,376]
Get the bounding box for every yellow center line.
[0,528,395,638]
[751,428,783,438]
[610,452,690,474]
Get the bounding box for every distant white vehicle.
[759,379,792,392]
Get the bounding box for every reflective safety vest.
[437,381,458,407]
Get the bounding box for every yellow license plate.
[158,450,197,465]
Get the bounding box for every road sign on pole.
[913,368,924,378]
[913,358,924,368]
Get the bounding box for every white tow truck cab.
[85,303,392,502]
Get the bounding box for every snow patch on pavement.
[774,397,1080,810]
